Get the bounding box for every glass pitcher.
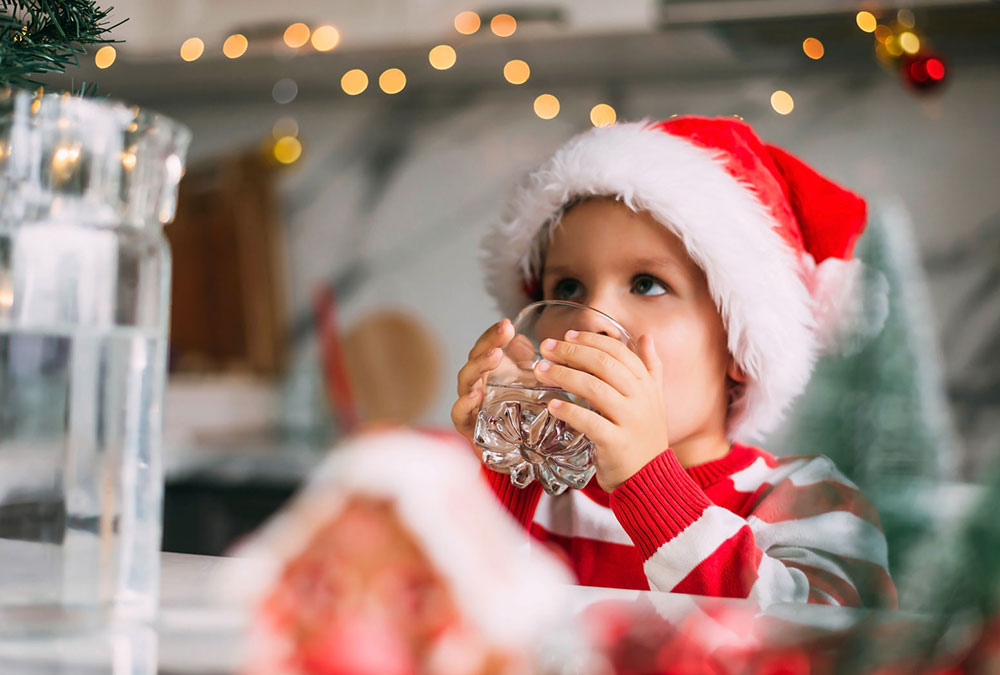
[0,89,190,625]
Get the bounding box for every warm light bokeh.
[311,25,341,52]
[454,11,481,35]
[379,68,406,95]
[770,90,795,115]
[533,94,560,120]
[429,45,457,70]
[503,59,530,85]
[341,69,369,95]
[590,103,617,127]
[284,23,311,48]
[180,37,204,62]
[802,37,824,60]
[94,45,116,69]
[491,14,517,37]
[223,34,248,59]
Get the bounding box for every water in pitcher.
[474,383,596,495]
[0,323,166,622]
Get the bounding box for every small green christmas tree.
[1,0,122,89]
[768,198,957,585]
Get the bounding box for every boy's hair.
[481,117,883,442]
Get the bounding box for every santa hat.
[481,116,886,442]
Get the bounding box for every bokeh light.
[341,69,368,95]
[454,11,481,35]
[311,25,340,52]
[590,104,616,127]
[272,117,299,138]
[379,68,406,94]
[284,23,310,48]
[272,78,298,104]
[94,45,116,69]
[533,94,560,120]
[802,37,824,60]
[491,14,517,37]
[429,45,457,70]
[273,136,302,164]
[503,59,530,85]
[770,90,794,115]
[180,37,204,62]
[899,31,920,55]
[223,34,248,59]
[856,11,877,33]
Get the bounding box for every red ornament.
[900,51,948,92]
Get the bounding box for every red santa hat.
[481,116,885,442]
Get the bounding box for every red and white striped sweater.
[483,443,897,608]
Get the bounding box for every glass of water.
[473,301,635,496]
[0,90,189,628]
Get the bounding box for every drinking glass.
[473,301,635,496]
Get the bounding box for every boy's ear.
[727,357,747,384]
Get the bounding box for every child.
[451,116,897,608]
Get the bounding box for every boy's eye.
[552,279,583,301]
[632,274,668,296]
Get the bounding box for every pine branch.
[0,0,125,89]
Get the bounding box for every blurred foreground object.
[0,90,189,622]
[227,430,583,675]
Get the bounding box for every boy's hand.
[450,319,514,443]
[533,331,669,492]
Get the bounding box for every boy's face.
[541,198,737,445]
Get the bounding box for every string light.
[899,31,920,54]
[273,136,302,164]
[341,69,368,95]
[897,8,916,28]
[272,117,299,138]
[503,59,530,85]
[802,37,824,60]
[533,94,559,120]
[770,90,794,115]
[223,34,248,59]
[311,25,340,52]
[94,45,116,69]
[874,25,893,43]
[856,11,877,33]
[590,104,616,127]
[454,11,481,35]
[429,45,457,70]
[379,68,406,94]
[180,37,204,62]
[272,78,298,104]
[491,14,516,37]
[284,23,310,48]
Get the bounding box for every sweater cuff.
[480,466,543,531]
[609,450,712,560]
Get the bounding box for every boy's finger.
[450,388,482,437]
[563,330,648,380]
[637,334,662,379]
[545,398,615,449]
[467,319,513,360]
[456,347,502,395]
[538,338,636,398]
[534,360,627,424]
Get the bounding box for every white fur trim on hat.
[481,121,818,442]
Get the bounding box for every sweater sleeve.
[480,466,544,531]
[609,450,897,608]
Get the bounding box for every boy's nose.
[575,303,627,343]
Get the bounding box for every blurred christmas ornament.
[900,51,948,92]
[868,14,949,95]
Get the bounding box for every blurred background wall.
[54,0,999,556]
